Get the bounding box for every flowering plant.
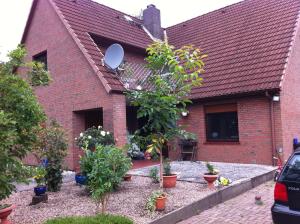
[33,166,46,186]
[75,126,114,150]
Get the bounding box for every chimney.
[143,4,163,39]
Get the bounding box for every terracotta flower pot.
[203,174,218,189]
[0,204,15,224]
[163,174,177,188]
[155,194,167,211]
[123,174,132,181]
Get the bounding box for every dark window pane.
[33,51,47,70]
[280,155,300,182]
[206,112,239,141]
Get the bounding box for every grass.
[44,214,133,224]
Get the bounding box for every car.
[272,149,300,224]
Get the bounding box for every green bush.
[87,145,132,213]
[75,126,114,150]
[45,214,133,224]
[33,120,68,192]
[0,46,50,204]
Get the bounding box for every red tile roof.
[50,0,156,92]
[23,0,300,99]
[167,0,300,99]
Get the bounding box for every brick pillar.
[72,112,85,171]
[103,94,127,147]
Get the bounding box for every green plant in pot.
[162,159,177,188]
[203,162,219,189]
[146,190,167,212]
[33,166,47,196]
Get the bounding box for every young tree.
[0,45,50,204]
[127,41,206,187]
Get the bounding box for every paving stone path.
[129,161,275,183]
[179,181,274,224]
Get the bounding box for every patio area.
[129,161,276,183]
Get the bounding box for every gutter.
[266,91,276,166]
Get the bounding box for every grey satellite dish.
[103,43,124,71]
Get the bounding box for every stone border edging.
[149,169,275,224]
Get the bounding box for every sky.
[0,0,241,61]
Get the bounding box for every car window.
[279,154,300,182]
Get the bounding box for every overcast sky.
[0,0,241,61]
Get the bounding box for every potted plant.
[123,174,132,181]
[146,191,167,212]
[162,159,177,188]
[75,173,88,185]
[203,162,219,189]
[75,147,94,186]
[33,166,47,196]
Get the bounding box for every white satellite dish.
[103,43,124,71]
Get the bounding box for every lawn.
[45,214,133,224]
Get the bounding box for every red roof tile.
[167,0,300,99]
[51,0,154,92]
[22,0,300,98]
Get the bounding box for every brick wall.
[170,96,276,165]
[21,0,128,170]
[280,19,300,162]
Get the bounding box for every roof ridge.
[89,0,143,23]
[166,0,246,29]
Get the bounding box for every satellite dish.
[103,43,124,71]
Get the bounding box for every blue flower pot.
[75,174,87,185]
[34,186,47,196]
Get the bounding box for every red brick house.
[21,0,300,169]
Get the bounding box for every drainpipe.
[266,91,276,166]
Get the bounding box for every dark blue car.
[272,149,300,223]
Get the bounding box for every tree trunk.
[160,152,163,188]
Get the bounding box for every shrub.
[79,148,96,176]
[87,145,132,213]
[127,135,143,159]
[34,120,68,192]
[0,46,50,205]
[45,214,133,224]
[163,159,172,176]
[75,126,114,150]
[149,167,159,183]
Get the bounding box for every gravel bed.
[4,176,212,224]
[129,161,275,183]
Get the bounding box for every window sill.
[204,141,240,145]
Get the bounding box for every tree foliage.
[87,145,132,213]
[126,41,206,187]
[0,45,50,202]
